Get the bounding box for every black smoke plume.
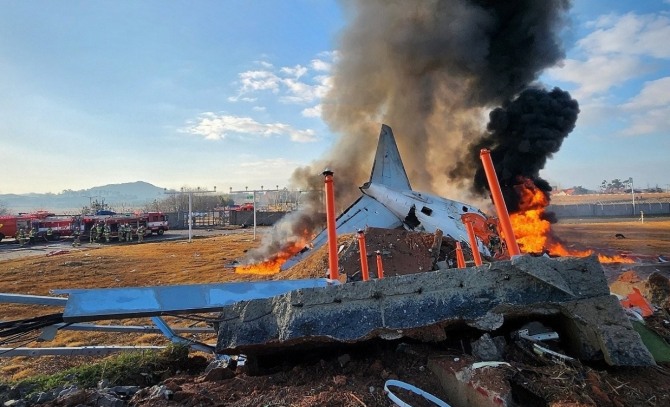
[462,87,579,212]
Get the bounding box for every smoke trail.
[251,0,574,261]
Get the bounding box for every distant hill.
[0,181,166,214]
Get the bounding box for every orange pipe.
[357,229,370,281]
[464,220,483,266]
[479,149,521,256]
[375,250,384,279]
[456,242,466,268]
[323,170,339,280]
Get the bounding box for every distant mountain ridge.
[0,181,166,214]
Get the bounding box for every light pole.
[230,187,263,240]
[629,177,635,215]
[165,186,216,242]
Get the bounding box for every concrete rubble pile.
[217,240,655,366]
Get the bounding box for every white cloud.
[280,64,308,78]
[227,95,257,102]
[547,13,670,98]
[256,60,274,68]
[547,55,647,98]
[239,70,281,93]
[184,113,316,143]
[252,106,266,112]
[280,78,320,103]
[310,58,331,71]
[228,52,335,105]
[580,13,670,59]
[622,76,670,109]
[302,105,322,118]
[620,76,670,136]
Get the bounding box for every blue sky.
[1,0,668,195]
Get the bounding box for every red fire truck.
[0,211,167,243]
[0,212,76,242]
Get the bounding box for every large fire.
[509,178,633,263]
[235,238,310,275]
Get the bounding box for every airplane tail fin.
[367,125,412,191]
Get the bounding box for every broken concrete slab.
[216,255,654,366]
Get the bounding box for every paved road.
[0,228,256,262]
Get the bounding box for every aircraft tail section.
[367,125,411,191]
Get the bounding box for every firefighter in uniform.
[46,227,53,241]
[95,222,103,243]
[137,225,145,243]
[126,224,133,242]
[90,224,96,243]
[72,227,81,247]
[28,227,36,245]
[17,228,26,246]
[104,223,111,243]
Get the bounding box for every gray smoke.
[305,0,572,201]
[253,0,573,262]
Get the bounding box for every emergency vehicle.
[0,211,167,243]
[0,212,76,242]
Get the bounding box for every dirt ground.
[1,219,670,406]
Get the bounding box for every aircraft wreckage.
[0,125,655,367]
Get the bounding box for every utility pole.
[164,186,216,243]
[230,187,262,240]
[629,177,635,215]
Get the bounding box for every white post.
[188,192,193,243]
[252,190,257,241]
[630,177,635,215]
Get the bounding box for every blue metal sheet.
[54,278,337,322]
[0,293,68,306]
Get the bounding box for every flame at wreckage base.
[235,237,311,275]
[510,177,633,264]
[235,182,633,275]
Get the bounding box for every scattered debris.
[45,250,70,257]
[384,379,450,407]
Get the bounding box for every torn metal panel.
[55,278,337,322]
[55,323,213,334]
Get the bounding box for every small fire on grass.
[235,239,310,275]
[510,178,633,264]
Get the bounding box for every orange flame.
[235,238,310,275]
[509,178,633,264]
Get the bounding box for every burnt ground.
[1,220,670,406]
